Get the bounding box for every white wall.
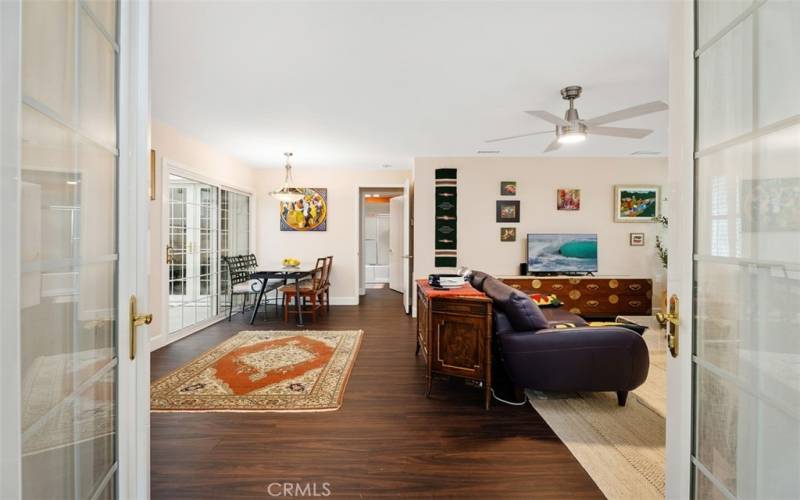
[148,119,258,347]
[413,156,668,282]
[255,169,411,305]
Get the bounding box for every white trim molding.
[0,1,23,497]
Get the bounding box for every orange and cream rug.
[151,330,363,412]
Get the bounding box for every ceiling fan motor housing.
[561,85,583,100]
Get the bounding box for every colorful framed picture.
[496,200,520,222]
[557,188,581,211]
[500,181,517,196]
[279,187,328,231]
[500,227,516,242]
[629,233,645,246]
[614,185,660,222]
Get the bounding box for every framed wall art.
[614,185,660,222]
[496,200,520,223]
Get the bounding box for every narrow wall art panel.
[435,168,458,267]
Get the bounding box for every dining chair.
[280,258,326,322]
[222,254,282,320]
[321,256,333,311]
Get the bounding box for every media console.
[499,275,652,319]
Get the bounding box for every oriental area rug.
[151,330,363,412]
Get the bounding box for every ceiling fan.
[486,86,668,153]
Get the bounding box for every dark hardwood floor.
[150,289,603,499]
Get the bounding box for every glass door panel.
[19,0,119,498]
[219,189,251,310]
[693,1,800,498]
[168,175,219,333]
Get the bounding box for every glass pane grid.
[694,1,800,498]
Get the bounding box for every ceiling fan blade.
[525,110,570,127]
[583,101,668,126]
[485,130,552,143]
[587,126,654,139]
[543,138,562,153]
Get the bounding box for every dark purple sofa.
[469,271,649,406]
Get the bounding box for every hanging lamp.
[269,152,304,202]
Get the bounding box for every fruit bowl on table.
[282,258,301,269]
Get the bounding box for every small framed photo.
[496,200,520,222]
[614,185,661,222]
[500,181,517,196]
[500,227,516,242]
[630,233,645,246]
[557,188,581,211]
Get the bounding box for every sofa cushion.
[469,270,489,291]
[483,277,549,332]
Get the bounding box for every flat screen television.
[527,233,598,274]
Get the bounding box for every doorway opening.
[359,188,403,296]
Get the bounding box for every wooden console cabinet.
[416,282,493,409]
[499,276,652,319]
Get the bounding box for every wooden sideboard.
[499,276,653,319]
[416,281,493,409]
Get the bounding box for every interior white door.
[669,1,800,499]
[389,195,404,292]
[4,0,151,498]
[402,180,411,313]
[665,1,694,498]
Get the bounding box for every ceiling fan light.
[557,131,587,144]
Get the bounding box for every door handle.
[129,295,152,360]
[166,245,174,264]
[656,294,680,358]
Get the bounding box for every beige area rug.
[20,348,115,456]
[151,330,363,412]
[528,321,666,500]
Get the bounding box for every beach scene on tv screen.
[528,234,598,272]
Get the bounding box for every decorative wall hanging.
[280,187,328,231]
[500,181,517,196]
[614,185,660,222]
[435,168,458,267]
[500,227,517,242]
[557,188,581,210]
[496,200,520,223]
[629,233,645,246]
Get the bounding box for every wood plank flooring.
[150,289,603,499]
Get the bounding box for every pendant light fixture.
[269,152,304,202]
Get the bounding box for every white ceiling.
[151,1,669,170]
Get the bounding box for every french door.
[667,1,799,498]
[167,174,220,334]
[1,0,150,498]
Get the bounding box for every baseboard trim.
[330,296,358,306]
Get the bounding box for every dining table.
[249,262,317,327]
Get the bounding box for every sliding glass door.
[167,175,220,333]
[692,1,799,498]
[220,189,251,309]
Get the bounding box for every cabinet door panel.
[432,313,484,377]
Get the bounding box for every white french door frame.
[666,1,694,498]
[118,1,152,496]
[158,158,254,349]
[0,0,152,497]
[0,1,24,497]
